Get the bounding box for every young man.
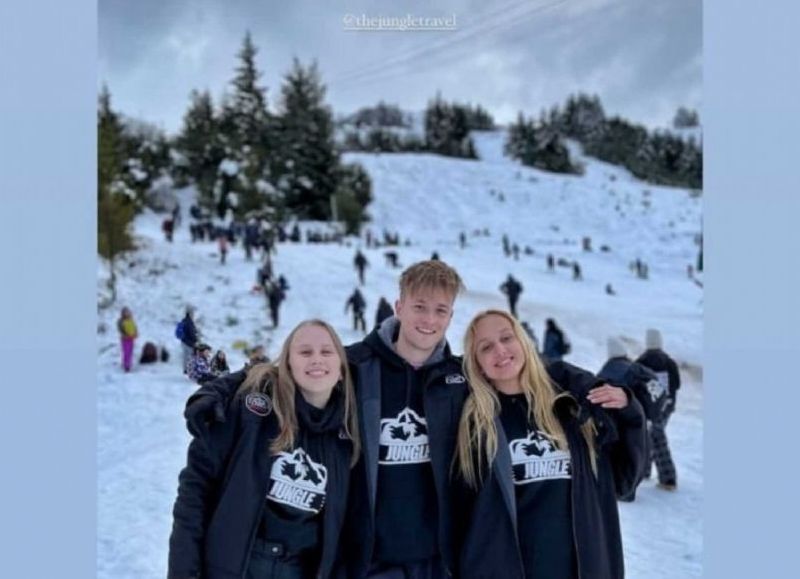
[340,260,467,579]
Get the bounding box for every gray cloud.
[99,0,701,134]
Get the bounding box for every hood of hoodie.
[365,315,449,370]
[295,386,345,435]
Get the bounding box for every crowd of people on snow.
[114,199,694,579]
[146,256,687,579]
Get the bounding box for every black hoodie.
[168,372,353,579]
[259,389,347,559]
[340,317,469,578]
[455,362,647,579]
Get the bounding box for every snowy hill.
[97,130,702,578]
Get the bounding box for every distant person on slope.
[635,329,680,490]
[499,274,524,318]
[175,307,199,374]
[598,337,668,501]
[169,320,360,579]
[217,232,229,265]
[354,250,369,286]
[374,296,394,329]
[117,306,138,373]
[520,320,539,351]
[171,202,181,228]
[264,279,286,328]
[210,349,230,377]
[244,345,270,370]
[542,318,571,362]
[345,288,367,333]
[162,217,175,243]
[187,343,215,385]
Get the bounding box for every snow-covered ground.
[98,131,702,578]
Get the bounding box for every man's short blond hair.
[399,260,465,300]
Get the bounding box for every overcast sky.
[99,0,702,135]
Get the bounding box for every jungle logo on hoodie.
[267,448,328,513]
[508,430,571,484]
[646,377,667,402]
[379,407,430,465]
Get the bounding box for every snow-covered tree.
[97,85,136,305]
[274,58,340,220]
[174,89,226,209]
[424,94,477,158]
[505,112,580,175]
[334,163,373,234]
[561,93,606,143]
[217,31,275,216]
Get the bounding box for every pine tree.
[505,112,579,175]
[122,117,172,203]
[97,85,136,305]
[175,90,226,208]
[218,31,275,216]
[424,96,477,158]
[585,116,648,169]
[334,163,373,234]
[274,58,340,220]
[677,136,703,189]
[561,92,605,142]
[424,94,450,154]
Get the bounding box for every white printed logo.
[267,448,328,513]
[655,371,670,394]
[378,407,430,465]
[508,430,571,484]
[445,373,466,384]
[646,378,666,402]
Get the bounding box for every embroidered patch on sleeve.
[245,392,273,416]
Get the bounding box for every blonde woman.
[169,320,360,579]
[455,310,646,579]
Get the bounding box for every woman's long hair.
[456,309,596,488]
[237,319,361,466]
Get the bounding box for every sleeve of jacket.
[168,399,241,579]
[668,357,681,396]
[548,361,616,442]
[184,371,247,438]
[546,360,597,396]
[185,319,198,345]
[604,391,647,498]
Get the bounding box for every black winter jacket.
[168,371,353,579]
[181,315,199,348]
[635,349,681,400]
[598,356,667,423]
[338,323,469,578]
[455,361,647,579]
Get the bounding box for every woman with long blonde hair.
[455,310,646,579]
[169,320,360,579]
